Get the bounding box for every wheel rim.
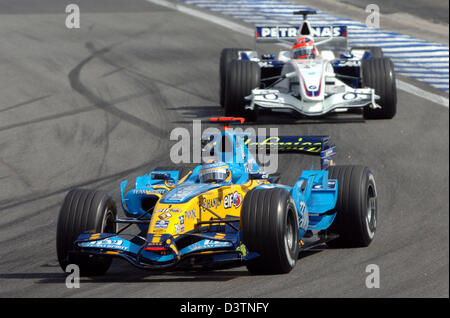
[102,208,116,234]
[284,210,296,267]
[365,184,377,239]
[286,220,294,250]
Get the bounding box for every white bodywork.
[241,50,380,116]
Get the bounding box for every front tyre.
[361,57,397,119]
[56,189,118,276]
[326,166,377,248]
[219,48,250,107]
[224,60,260,122]
[241,188,300,274]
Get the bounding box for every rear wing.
[206,118,336,170]
[255,25,347,49]
[243,135,336,170]
[255,9,347,50]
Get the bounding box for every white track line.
[396,81,449,107]
[146,0,449,108]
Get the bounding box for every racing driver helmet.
[199,161,232,184]
[292,36,317,59]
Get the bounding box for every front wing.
[247,88,380,116]
[75,231,255,271]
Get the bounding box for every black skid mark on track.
[91,43,218,105]
[0,152,168,212]
[0,203,59,232]
[68,42,166,138]
[95,85,123,178]
[84,41,173,121]
[0,95,52,114]
[0,87,157,134]
[0,157,32,189]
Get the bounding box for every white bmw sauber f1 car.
[220,10,397,122]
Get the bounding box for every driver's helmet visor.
[293,47,314,59]
[199,167,230,183]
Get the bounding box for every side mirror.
[151,172,172,181]
[249,172,281,184]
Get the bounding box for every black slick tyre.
[361,57,397,119]
[219,48,250,107]
[56,189,117,276]
[326,166,377,248]
[224,60,260,122]
[241,188,300,274]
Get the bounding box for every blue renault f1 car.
[56,117,377,276]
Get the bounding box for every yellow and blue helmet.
[199,161,232,183]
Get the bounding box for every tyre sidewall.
[242,188,299,274]
[220,48,249,106]
[327,166,377,247]
[362,57,397,119]
[276,194,299,270]
[360,172,377,244]
[224,60,260,121]
[57,189,117,275]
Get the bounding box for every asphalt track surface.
[0,0,448,297]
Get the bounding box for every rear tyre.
[361,57,397,119]
[241,188,299,274]
[56,189,117,276]
[224,60,260,122]
[220,48,250,107]
[326,166,377,248]
[351,46,384,58]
